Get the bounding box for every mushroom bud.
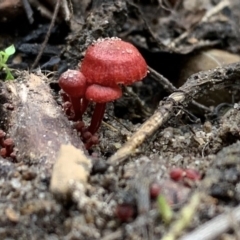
[58,69,87,121]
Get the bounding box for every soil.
[1,0,240,239]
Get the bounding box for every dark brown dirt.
[1,0,240,240]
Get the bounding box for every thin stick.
[29,0,53,19]
[30,0,61,71]
[148,66,211,112]
[21,0,34,24]
[169,0,230,48]
[108,62,240,165]
[201,0,230,23]
[101,230,122,240]
[179,205,240,240]
[148,66,176,92]
[62,0,71,21]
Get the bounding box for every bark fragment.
[2,72,85,171]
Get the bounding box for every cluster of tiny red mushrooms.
[116,167,202,222]
[0,130,15,159]
[58,37,148,149]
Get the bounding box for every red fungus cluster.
[0,130,16,159]
[169,167,201,187]
[58,37,147,149]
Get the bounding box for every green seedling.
[157,194,173,224]
[0,45,15,80]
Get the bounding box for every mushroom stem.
[4,138,14,156]
[88,103,106,134]
[0,130,6,147]
[81,97,89,115]
[69,96,82,121]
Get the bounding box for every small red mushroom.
[115,203,135,222]
[58,69,87,121]
[84,135,99,150]
[80,37,147,136]
[169,168,201,188]
[85,84,122,135]
[169,168,186,181]
[4,138,14,156]
[150,182,161,199]
[0,148,6,158]
[185,169,201,181]
[1,138,14,158]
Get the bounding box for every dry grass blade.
[179,204,240,240]
[108,62,240,165]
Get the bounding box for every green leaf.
[0,45,15,81]
[2,52,8,64]
[0,53,3,65]
[4,45,15,56]
[157,194,173,224]
[5,69,14,80]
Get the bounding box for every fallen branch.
[108,62,240,165]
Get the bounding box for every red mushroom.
[1,138,14,158]
[81,37,147,87]
[85,84,122,135]
[58,69,87,121]
[115,203,135,222]
[80,37,147,136]
[150,182,162,199]
[185,169,201,181]
[169,168,185,181]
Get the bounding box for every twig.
[102,121,119,132]
[21,0,34,24]
[101,230,122,240]
[201,141,210,158]
[148,66,211,113]
[62,0,72,21]
[179,204,240,240]
[148,66,176,92]
[123,85,152,117]
[108,62,240,165]
[29,0,53,20]
[30,0,61,71]
[201,0,230,23]
[127,2,167,51]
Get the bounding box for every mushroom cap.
[85,84,122,103]
[80,38,147,86]
[58,70,87,97]
[4,138,14,147]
